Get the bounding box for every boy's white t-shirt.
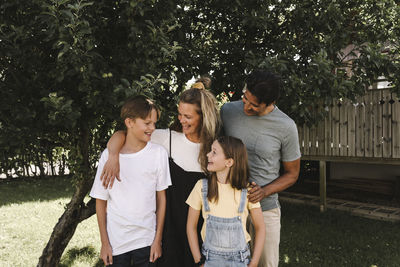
[90,142,171,256]
[151,129,202,172]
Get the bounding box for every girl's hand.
[100,153,120,189]
[100,243,113,266]
[149,240,162,263]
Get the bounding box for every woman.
[101,77,221,266]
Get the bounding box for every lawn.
[1,176,399,267]
[0,176,102,267]
[280,203,400,266]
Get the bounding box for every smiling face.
[206,140,232,173]
[242,88,270,116]
[126,108,157,145]
[178,102,202,142]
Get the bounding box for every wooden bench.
[328,177,398,196]
[302,156,400,211]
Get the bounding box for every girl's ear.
[225,158,234,168]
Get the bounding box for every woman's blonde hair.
[171,76,221,172]
[207,136,249,203]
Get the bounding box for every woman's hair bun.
[191,82,205,90]
[191,76,211,90]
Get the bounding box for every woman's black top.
[156,130,204,267]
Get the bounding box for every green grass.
[280,203,400,266]
[1,177,399,267]
[0,176,101,267]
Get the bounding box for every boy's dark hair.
[120,95,160,122]
[246,70,281,105]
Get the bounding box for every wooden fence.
[298,88,400,163]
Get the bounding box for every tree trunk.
[37,184,96,267]
[36,153,45,177]
[49,148,55,176]
[37,126,96,267]
[59,154,66,176]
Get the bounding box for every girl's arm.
[150,190,166,263]
[100,130,126,188]
[187,207,203,266]
[96,199,113,266]
[248,207,266,267]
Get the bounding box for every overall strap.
[201,179,210,212]
[238,188,247,214]
[168,129,172,159]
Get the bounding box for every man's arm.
[150,190,166,263]
[96,199,113,266]
[248,158,300,203]
[100,130,126,188]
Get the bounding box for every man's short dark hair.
[246,70,281,105]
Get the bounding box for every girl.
[186,136,266,267]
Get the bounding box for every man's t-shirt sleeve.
[281,121,301,162]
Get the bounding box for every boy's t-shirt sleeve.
[185,180,203,210]
[89,149,110,200]
[156,147,172,191]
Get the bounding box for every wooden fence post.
[319,160,327,212]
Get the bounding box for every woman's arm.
[248,207,266,267]
[100,130,126,188]
[96,199,113,266]
[186,207,204,266]
[150,190,166,263]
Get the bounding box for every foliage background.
[1,0,400,265]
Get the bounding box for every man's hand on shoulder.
[248,182,266,203]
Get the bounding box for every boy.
[90,95,171,267]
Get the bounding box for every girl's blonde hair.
[171,77,221,172]
[207,136,249,203]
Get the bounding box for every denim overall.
[201,179,251,267]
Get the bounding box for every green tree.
[174,0,400,124]
[1,0,181,265]
[1,0,400,266]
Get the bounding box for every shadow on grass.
[0,175,76,206]
[60,246,103,267]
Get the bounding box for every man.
[220,70,301,267]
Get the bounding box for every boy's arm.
[248,207,266,267]
[186,207,203,266]
[150,190,166,263]
[96,199,113,266]
[100,130,126,188]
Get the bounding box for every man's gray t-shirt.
[221,101,301,211]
